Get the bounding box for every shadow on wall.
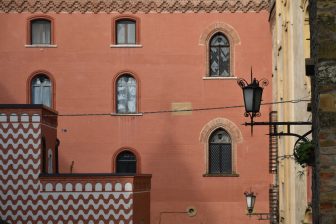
[145,113,208,224]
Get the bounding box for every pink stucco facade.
[0,2,273,223]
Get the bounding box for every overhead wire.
[45,96,311,117]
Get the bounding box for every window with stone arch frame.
[200,23,241,77]
[209,32,230,77]
[199,118,243,176]
[208,128,232,174]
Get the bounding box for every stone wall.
[310,0,336,223]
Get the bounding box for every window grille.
[209,129,232,174]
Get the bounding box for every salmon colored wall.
[0,11,272,224]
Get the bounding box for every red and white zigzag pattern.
[0,113,133,224]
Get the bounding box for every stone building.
[309,0,336,223]
[269,0,312,223]
[0,0,273,223]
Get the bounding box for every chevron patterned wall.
[0,111,140,224]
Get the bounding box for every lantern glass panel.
[243,87,254,112]
[245,193,256,213]
[253,87,263,112]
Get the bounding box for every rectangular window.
[31,20,51,45]
[116,20,136,45]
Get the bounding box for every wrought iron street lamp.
[244,191,256,214]
[244,190,270,220]
[237,68,268,135]
[238,69,313,223]
[237,68,312,141]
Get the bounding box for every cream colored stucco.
[270,0,311,223]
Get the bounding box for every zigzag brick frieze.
[0,0,269,14]
[0,112,138,224]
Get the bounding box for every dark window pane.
[116,151,136,174]
[221,144,232,173]
[209,144,221,173]
[209,129,232,174]
[209,33,230,77]
[31,19,51,45]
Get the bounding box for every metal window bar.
[209,143,232,174]
[269,184,279,224]
[269,111,278,174]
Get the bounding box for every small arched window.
[209,33,230,77]
[31,74,52,107]
[116,75,137,114]
[209,128,232,174]
[31,19,51,45]
[116,19,136,44]
[116,150,137,174]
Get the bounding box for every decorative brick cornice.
[0,0,269,14]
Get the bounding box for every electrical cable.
[44,97,311,117]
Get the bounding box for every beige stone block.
[171,102,192,115]
[320,93,336,112]
[320,139,336,147]
[320,192,336,201]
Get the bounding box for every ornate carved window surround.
[199,22,241,79]
[200,118,243,176]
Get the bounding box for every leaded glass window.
[209,129,232,174]
[116,75,137,113]
[116,20,136,44]
[209,33,230,77]
[31,19,51,45]
[31,75,52,107]
[116,151,137,174]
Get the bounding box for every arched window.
[31,75,52,107]
[209,128,232,174]
[209,33,230,77]
[116,150,137,174]
[31,19,51,45]
[116,19,136,44]
[116,75,137,113]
